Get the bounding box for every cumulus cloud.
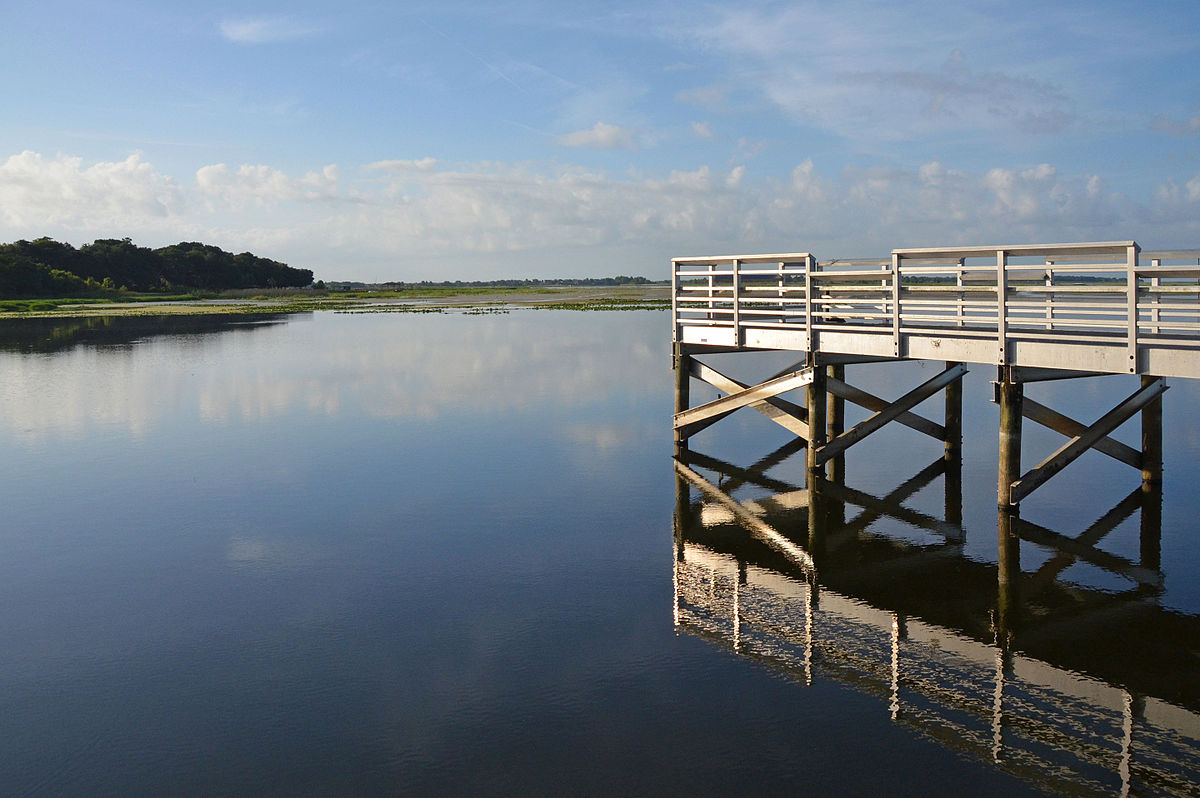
[219,16,320,44]
[2,149,1197,282]
[366,158,439,172]
[691,121,714,140]
[0,150,180,228]
[196,163,338,207]
[556,122,637,150]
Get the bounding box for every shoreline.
[0,284,670,319]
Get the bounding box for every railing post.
[891,252,901,357]
[1148,259,1161,336]
[731,258,741,347]
[996,249,1009,366]
[803,256,814,352]
[777,259,785,322]
[706,263,714,320]
[1127,243,1140,373]
[955,258,965,328]
[1044,259,1054,330]
[671,258,680,342]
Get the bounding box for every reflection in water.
[0,313,292,354]
[673,446,1200,796]
[0,310,664,440]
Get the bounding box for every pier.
[671,241,1200,506]
[672,450,1200,796]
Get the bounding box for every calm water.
[0,309,1197,796]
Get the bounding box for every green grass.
[531,298,670,311]
[0,284,669,318]
[327,285,558,299]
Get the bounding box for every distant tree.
[0,236,313,298]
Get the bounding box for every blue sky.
[1,0,1198,281]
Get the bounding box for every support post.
[1141,484,1162,574]
[807,361,827,473]
[996,508,1021,648]
[1141,375,1163,487]
[945,360,963,462]
[673,342,690,451]
[807,479,827,569]
[827,363,845,482]
[945,455,963,530]
[997,367,1023,507]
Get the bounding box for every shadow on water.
[673,441,1200,797]
[0,313,297,354]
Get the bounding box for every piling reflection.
[673,447,1200,797]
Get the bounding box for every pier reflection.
[673,447,1200,796]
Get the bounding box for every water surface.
[0,310,1197,795]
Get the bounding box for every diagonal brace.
[1024,488,1144,596]
[690,360,810,439]
[1019,396,1142,470]
[826,376,945,441]
[816,364,969,465]
[1011,514,1162,589]
[675,448,799,494]
[674,367,814,438]
[811,473,961,539]
[1009,379,1167,504]
[673,458,815,573]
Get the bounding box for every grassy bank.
[0,284,670,318]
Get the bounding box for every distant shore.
[0,284,671,318]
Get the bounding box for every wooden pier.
[672,452,1200,796]
[671,241,1200,506]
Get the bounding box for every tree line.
[0,237,313,298]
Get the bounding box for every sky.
[1,0,1198,282]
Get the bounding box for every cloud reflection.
[0,311,667,441]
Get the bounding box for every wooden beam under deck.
[1007,378,1167,505]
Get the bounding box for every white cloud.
[1152,113,1200,138]
[556,122,637,150]
[196,163,338,207]
[366,158,439,172]
[2,150,1198,282]
[675,85,728,109]
[691,121,714,140]
[682,4,1077,142]
[219,16,320,44]
[0,150,180,228]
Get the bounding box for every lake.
[0,309,1197,796]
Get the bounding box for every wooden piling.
[673,342,690,450]
[945,361,963,462]
[1141,375,1163,487]
[1141,484,1162,573]
[945,456,963,529]
[827,363,845,482]
[997,368,1023,507]
[996,508,1021,645]
[807,362,827,473]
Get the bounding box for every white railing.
[672,242,1200,375]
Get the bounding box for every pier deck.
[673,242,1200,378]
[671,241,1200,506]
